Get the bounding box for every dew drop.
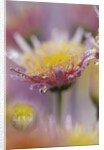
[42,75,48,79]
[68,74,74,80]
[39,86,48,94]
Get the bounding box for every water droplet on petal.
[68,74,74,80]
[39,86,48,94]
[42,75,48,79]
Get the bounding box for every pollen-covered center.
[20,40,84,76]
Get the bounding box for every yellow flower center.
[20,40,84,76]
[11,104,36,130]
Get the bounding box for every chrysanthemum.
[7,27,97,93]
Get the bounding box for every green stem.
[50,83,75,124]
[56,90,62,124]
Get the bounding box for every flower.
[6,98,70,149]
[7,27,97,93]
[6,98,99,148]
[6,101,37,130]
[65,124,99,146]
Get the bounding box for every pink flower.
[7,27,97,93]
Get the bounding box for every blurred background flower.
[6,98,98,149]
[6,2,98,47]
[65,124,98,146]
[6,1,99,149]
[6,98,68,149]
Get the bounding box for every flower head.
[7,27,97,93]
[6,101,37,130]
